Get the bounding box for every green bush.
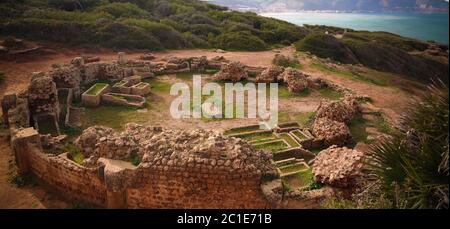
[343,31,429,52]
[182,32,210,49]
[368,82,449,209]
[120,18,184,48]
[0,0,306,51]
[97,22,164,50]
[94,2,151,19]
[272,54,299,68]
[295,33,359,64]
[213,31,267,51]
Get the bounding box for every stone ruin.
[213,61,248,82]
[255,65,352,95]
[312,146,365,188]
[312,95,360,147]
[280,68,309,93]
[1,52,291,209]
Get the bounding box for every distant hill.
[0,0,308,51]
[0,0,447,84]
[210,0,450,12]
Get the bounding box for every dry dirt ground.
[0,41,424,209]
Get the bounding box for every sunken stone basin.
[102,93,146,107]
[82,83,110,107]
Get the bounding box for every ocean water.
[261,12,449,44]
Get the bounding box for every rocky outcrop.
[213,62,248,82]
[280,68,309,93]
[312,146,365,188]
[256,66,284,83]
[312,118,351,146]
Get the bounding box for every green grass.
[235,131,275,142]
[81,105,154,131]
[249,138,278,145]
[224,125,261,135]
[297,169,314,187]
[279,133,300,147]
[295,112,315,128]
[292,130,308,141]
[254,140,289,153]
[128,154,141,166]
[85,83,108,95]
[143,78,172,93]
[279,86,310,98]
[349,117,369,144]
[373,115,396,135]
[311,61,388,86]
[64,143,84,164]
[279,163,307,174]
[318,88,343,100]
[281,168,314,191]
[0,72,5,82]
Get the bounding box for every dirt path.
[0,132,70,209]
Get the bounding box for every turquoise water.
[261,12,449,44]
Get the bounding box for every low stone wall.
[125,166,269,209]
[10,127,280,209]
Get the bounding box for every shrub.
[343,31,429,52]
[94,2,151,19]
[0,72,5,81]
[272,54,299,68]
[368,81,449,209]
[119,18,184,49]
[213,31,268,51]
[295,33,359,64]
[96,22,163,50]
[182,32,210,49]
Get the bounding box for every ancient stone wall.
[125,166,269,209]
[10,126,281,209]
[28,150,107,206]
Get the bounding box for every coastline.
[260,11,449,44]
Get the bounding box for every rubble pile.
[280,68,309,93]
[256,66,284,83]
[27,76,59,115]
[312,118,351,146]
[75,123,276,174]
[312,146,365,188]
[213,62,248,82]
[315,99,356,124]
[48,65,82,98]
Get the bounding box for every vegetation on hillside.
[369,81,449,209]
[295,26,448,84]
[0,0,307,51]
[326,81,449,209]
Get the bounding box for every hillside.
[211,0,449,12]
[0,0,448,84]
[295,26,449,84]
[0,0,307,51]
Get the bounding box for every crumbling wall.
[126,166,269,209]
[28,150,107,206]
[10,124,281,209]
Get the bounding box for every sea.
[260,12,449,44]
